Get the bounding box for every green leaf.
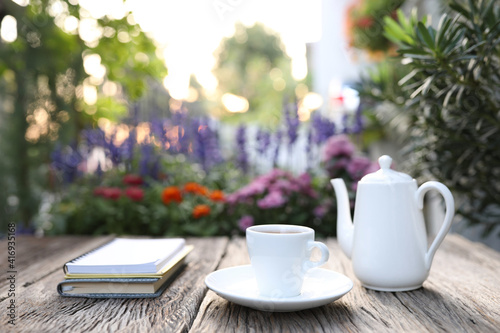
[398,69,420,86]
[398,47,429,55]
[468,0,477,18]
[463,41,487,54]
[443,29,466,56]
[450,3,470,19]
[384,16,413,45]
[435,15,455,48]
[410,75,434,98]
[403,54,435,60]
[443,84,458,107]
[396,9,412,34]
[417,22,435,50]
[480,0,496,21]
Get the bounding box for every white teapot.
[331,155,455,291]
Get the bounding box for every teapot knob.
[378,155,393,170]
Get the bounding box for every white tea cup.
[246,224,330,298]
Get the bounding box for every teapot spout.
[330,179,354,259]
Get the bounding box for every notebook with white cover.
[64,238,186,274]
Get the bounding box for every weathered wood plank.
[1,234,499,332]
[0,236,114,299]
[190,234,500,333]
[0,237,229,333]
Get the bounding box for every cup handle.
[305,241,330,270]
[416,181,455,270]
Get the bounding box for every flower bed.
[38,105,375,237]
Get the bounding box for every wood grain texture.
[0,236,114,299]
[190,235,500,333]
[1,234,499,332]
[0,236,229,333]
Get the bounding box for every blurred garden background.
[0,0,499,249]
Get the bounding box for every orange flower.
[184,182,208,196]
[162,186,183,204]
[209,190,225,202]
[192,204,211,219]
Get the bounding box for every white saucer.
[205,265,353,312]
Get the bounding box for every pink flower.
[347,156,372,179]
[313,205,328,218]
[239,180,267,198]
[261,169,290,182]
[225,193,240,205]
[351,181,359,192]
[238,215,254,231]
[365,162,379,174]
[297,172,311,187]
[269,179,297,194]
[257,191,286,209]
[322,135,356,161]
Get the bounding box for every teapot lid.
[360,155,413,183]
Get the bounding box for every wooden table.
[1,234,499,332]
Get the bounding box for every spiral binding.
[62,238,116,274]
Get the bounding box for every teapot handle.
[416,181,455,271]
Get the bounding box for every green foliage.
[213,23,299,127]
[364,0,500,235]
[41,150,244,237]
[346,0,405,53]
[0,0,167,229]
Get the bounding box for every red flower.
[162,186,183,204]
[123,174,144,186]
[125,187,144,202]
[192,204,211,219]
[183,182,208,196]
[209,190,225,202]
[356,16,374,29]
[102,187,122,200]
[93,187,106,196]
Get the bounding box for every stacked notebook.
[57,238,193,298]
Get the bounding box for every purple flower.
[352,103,364,134]
[51,144,84,183]
[193,119,224,171]
[322,135,356,161]
[313,205,328,218]
[261,168,290,182]
[269,178,297,194]
[236,125,249,172]
[296,172,312,187]
[312,114,336,144]
[138,144,160,179]
[295,173,318,198]
[283,102,299,147]
[150,118,168,148]
[342,114,350,134]
[238,215,254,231]
[347,156,372,179]
[272,129,282,167]
[351,181,359,192]
[105,132,123,166]
[239,180,268,198]
[82,128,106,149]
[256,129,271,155]
[257,191,287,209]
[121,129,136,165]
